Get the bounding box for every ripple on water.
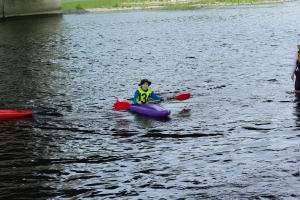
[1,2,300,199]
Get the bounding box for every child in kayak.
[132,79,167,104]
[291,41,300,93]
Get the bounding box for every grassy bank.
[62,0,290,11]
[62,0,150,11]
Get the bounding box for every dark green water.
[0,2,300,199]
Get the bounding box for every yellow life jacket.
[137,88,152,104]
[298,51,300,63]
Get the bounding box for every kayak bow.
[0,110,34,119]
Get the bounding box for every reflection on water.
[133,112,171,124]
[0,15,69,111]
[293,93,300,128]
[1,2,300,199]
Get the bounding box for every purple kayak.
[129,103,171,117]
[115,99,171,117]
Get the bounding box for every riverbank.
[62,0,293,13]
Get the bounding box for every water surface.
[0,2,300,199]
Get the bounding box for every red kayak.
[0,110,34,119]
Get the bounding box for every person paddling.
[291,41,300,93]
[132,79,167,105]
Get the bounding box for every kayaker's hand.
[291,73,295,81]
[138,101,142,105]
[163,97,167,101]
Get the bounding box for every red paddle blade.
[174,93,191,101]
[114,102,132,111]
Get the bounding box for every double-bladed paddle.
[114,93,191,111]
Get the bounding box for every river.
[0,2,300,199]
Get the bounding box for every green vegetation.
[62,0,135,11]
[162,2,201,10]
[75,4,84,10]
[62,0,286,11]
[159,3,195,10]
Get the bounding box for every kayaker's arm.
[291,52,298,80]
[151,92,166,101]
[132,90,140,104]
